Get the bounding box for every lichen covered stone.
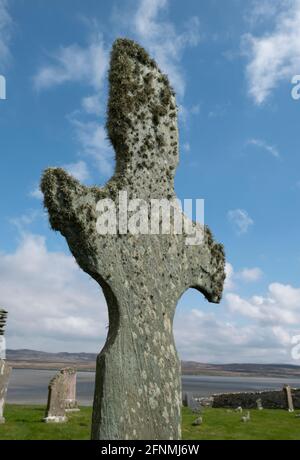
[41,38,226,440]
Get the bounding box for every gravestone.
[45,367,78,422]
[183,392,202,413]
[64,368,79,412]
[41,38,225,440]
[0,309,11,424]
[256,398,263,410]
[284,385,294,412]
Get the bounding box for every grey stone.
[45,367,79,422]
[41,38,225,440]
[256,398,263,410]
[0,359,11,424]
[183,393,202,413]
[192,416,203,426]
[284,384,294,412]
[241,411,250,422]
[64,368,79,412]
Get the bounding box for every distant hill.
[6,349,300,377]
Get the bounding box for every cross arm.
[185,226,226,304]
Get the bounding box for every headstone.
[41,38,226,440]
[45,367,78,422]
[183,393,202,413]
[284,385,294,412]
[0,309,11,424]
[256,398,263,410]
[241,411,250,422]
[64,368,79,412]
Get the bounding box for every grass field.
[0,405,299,440]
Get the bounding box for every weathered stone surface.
[284,384,294,412]
[45,367,78,422]
[41,38,225,440]
[64,368,79,412]
[256,398,263,410]
[192,416,203,426]
[182,392,202,413]
[0,359,11,424]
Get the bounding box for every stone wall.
[212,388,300,410]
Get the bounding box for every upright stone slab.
[41,39,226,440]
[0,309,11,424]
[284,385,294,412]
[64,368,79,412]
[45,368,76,422]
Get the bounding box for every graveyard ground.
[0,406,300,440]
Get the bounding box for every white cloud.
[2,235,297,363]
[228,209,254,235]
[132,0,201,98]
[174,302,297,363]
[226,282,300,325]
[34,29,112,178]
[243,0,300,104]
[237,267,263,282]
[0,0,12,66]
[224,262,235,290]
[29,187,43,201]
[34,37,108,92]
[63,160,90,182]
[70,120,113,177]
[81,94,102,115]
[247,138,280,158]
[224,263,263,290]
[1,233,108,352]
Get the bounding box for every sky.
[0,0,300,364]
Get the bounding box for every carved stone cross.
[41,39,225,440]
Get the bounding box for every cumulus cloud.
[226,283,300,325]
[224,263,263,290]
[174,276,300,363]
[174,304,296,363]
[1,234,297,364]
[0,233,108,352]
[228,209,254,235]
[243,0,300,104]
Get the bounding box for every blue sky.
[0,0,300,363]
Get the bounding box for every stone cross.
[41,38,225,440]
[0,309,11,424]
[45,367,78,422]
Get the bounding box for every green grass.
[0,405,299,440]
